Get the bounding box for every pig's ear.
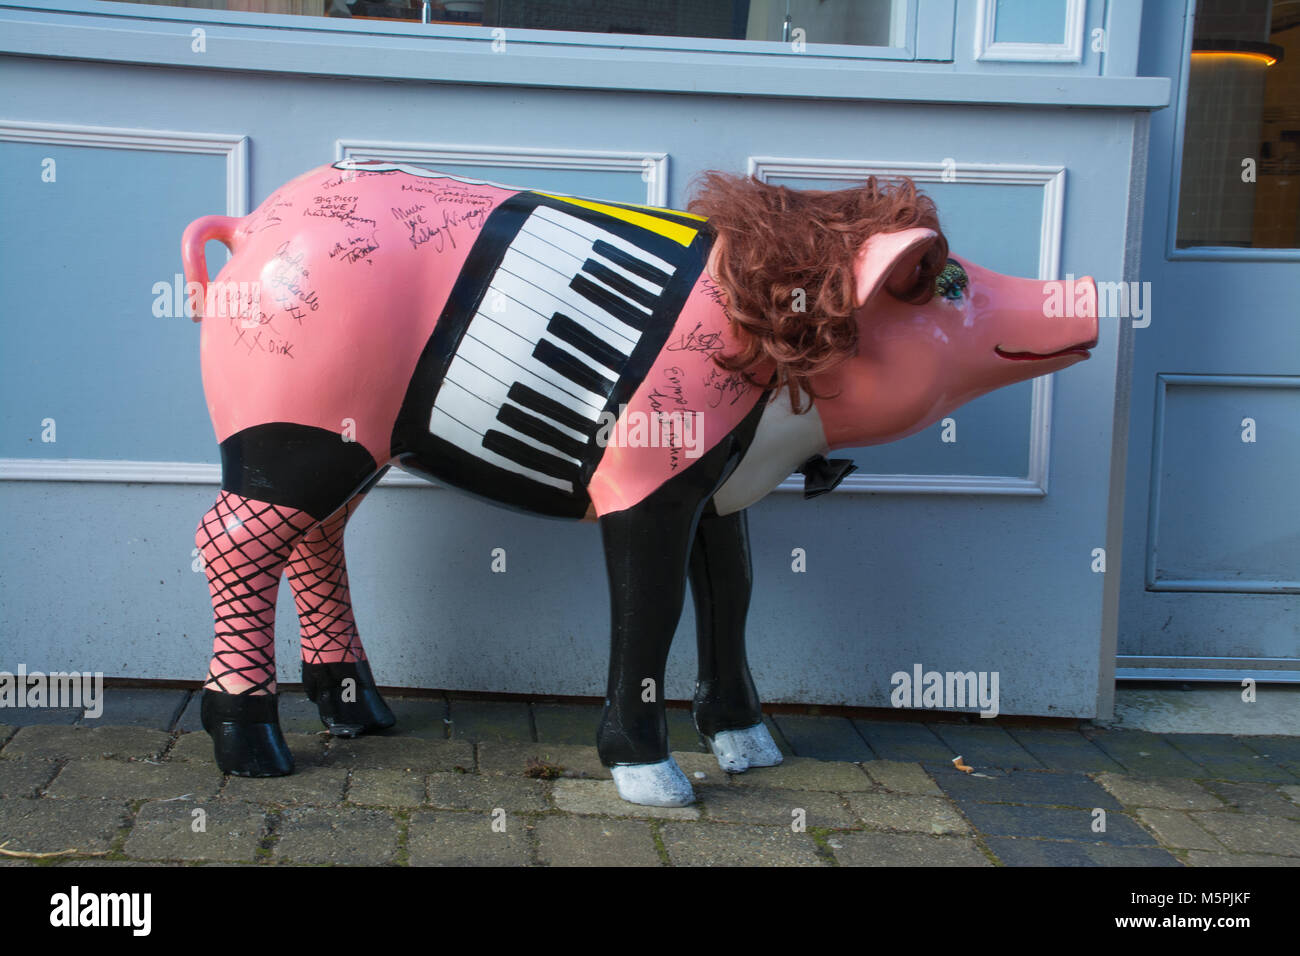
[853,227,940,308]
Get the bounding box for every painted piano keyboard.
[406,191,709,516]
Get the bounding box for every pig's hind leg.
[688,508,784,773]
[287,491,396,737]
[198,423,383,776]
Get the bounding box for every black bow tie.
[797,455,858,499]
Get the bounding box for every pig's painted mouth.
[995,339,1097,362]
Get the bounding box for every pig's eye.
[934,261,968,301]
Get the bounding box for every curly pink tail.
[181,215,243,322]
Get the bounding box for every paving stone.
[446,700,532,742]
[2,725,170,761]
[381,696,449,740]
[935,770,1121,810]
[173,694,204,733]
[729,756,873,792]
[862,760,942,795]
[984,837,1181,867]
[273,806,399,865]
[959,803,1155,846]
[0,796,129,854]
[324,736,473,772]
[665,707,707,753]
[123,800,266,862]
[1191,812,1300,856]
[1005,729,1125,773]
[77,688,189,730]
[847,793,968,834]
[58,860,185,867]
[830,832,991,867]
[697,785,855,829]
[477,741,610,779]
[272,694,334,735]
[1202,781,1300,817]
[852,721,952,763]
[0,758,58,798]
[931,725,1044,771]
[533,814,661,867]
[1093,773,1224,811]
[532,703,602,745]
[221,765,349,805]
[426,772,549,811]
[0,707,82,725]
[659,822,824,866]
[552,779,700,820]
[348,769,427,807]
[169,730,329,768]
[1282,785,1300,808]
[1239,736,1300,764]
[672,749,731,785]
[771,714,873,762]
[407,810,532,866]
[46,759,224,801]
[1165,734,1297,782]
[1085,730,1207,777]
[1135,808,1224,851]
[1184,850,1300,867]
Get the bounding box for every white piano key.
[490,264,640,352]
[473,306,617,393]
[530,205,677,276]
[435,374,582,465]
[428,406,573,493]
[454,331,605,417]
[514,223,664,298]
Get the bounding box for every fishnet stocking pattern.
[286,495,368,665]
[198,491,315,695]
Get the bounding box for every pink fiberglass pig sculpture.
[183,159,1097,806]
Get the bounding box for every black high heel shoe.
[300,659,396,737]
[201,689,294,777]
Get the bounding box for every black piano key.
[547,312,628,372]
[592,239,672,287]
[498,403,587,461]
[570,274,650,332]
[483,429,580,483]
[534,338,614,399]
[507,383,593,435]
[581,259,661,311]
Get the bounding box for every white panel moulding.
[749,156,1066,496]
[0,120,249,215]
[336,140,671,207]
[974,0,1085,63]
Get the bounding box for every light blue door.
[1119,0,1300,681]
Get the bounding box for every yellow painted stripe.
[536,192,700,247]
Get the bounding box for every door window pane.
[1177,0,1299,249]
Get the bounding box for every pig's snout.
[989,273,1098,363]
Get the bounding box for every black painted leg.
[201,689,294,777]
[596,499,701,768]
[689,508,764,738]
[301,659,396,737]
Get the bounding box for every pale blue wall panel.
[0,142,225,462]
[0,41,1143,715]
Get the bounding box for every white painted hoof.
[610,758,696,807]
[707,723,784,774]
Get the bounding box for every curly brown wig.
[687,171,949,412]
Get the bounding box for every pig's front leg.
[596,496,706,807]
[689,508,783,773]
